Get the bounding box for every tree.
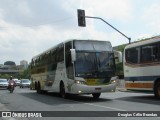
[0,74,10,79]
[17,64,31,79]
[4,61,16,66]
[114,44,127,76]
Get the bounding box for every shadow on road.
[20,91,113,105]
[117,94,160,105]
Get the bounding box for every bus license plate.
[95,88,101,90]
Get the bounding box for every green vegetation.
[4,61,16,66]
[114,44,127,76]
[16,65,31,79]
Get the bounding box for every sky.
[0,0,160,65]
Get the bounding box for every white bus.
[31,39,122,99]
[124,36,160,98]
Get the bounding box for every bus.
[31,39,122,99]
[123,36,160,98]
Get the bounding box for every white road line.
[83,102,126,111]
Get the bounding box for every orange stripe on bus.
[125,83,153,88]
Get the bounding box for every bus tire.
[35,82,37,90]
[154,80,160,99]
[60,82,66,98]
[92,93,101,99]
[37,82,41,94]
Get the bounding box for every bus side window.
[65,41,74,79]
[51,49,57,64]
[141,46,152,62]
[125,47,139,64]
[152,44,158,61]
[141,43,159,63]
[57,44,64,62]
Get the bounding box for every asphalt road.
[0,87,160,120]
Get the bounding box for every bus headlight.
[110,80,116,84]
[76,80,86,85]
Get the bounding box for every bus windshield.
[75,51,115,78]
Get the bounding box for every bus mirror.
[114,51,122,63]
[70,49,76,62]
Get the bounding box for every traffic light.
[77,9,86,27]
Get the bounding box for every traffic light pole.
[85,16,131,44]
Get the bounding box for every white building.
[20,60,28,68]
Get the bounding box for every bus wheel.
[37,82,41,94]
[92,93,101,99]
[60,82,66,98]
[35,82,37,90]
[154,81,160,99]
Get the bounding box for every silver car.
[20,79,31,88]
[14,79,21,86]
[0,79,9,89]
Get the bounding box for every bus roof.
[32,39,111,60]
[125,35,160,49]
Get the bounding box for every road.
[0,87,160,120]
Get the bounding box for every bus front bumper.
[71,83,116,94]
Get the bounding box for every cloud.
[0,8,4,19]
[83,0,132,21]
[0,0,134,64]
[0,0,33,25]
[0,20,127,64]
[142,3,160,30]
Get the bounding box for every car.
[13,79,21,86]
[0,78,9,89]
[20,79,31,88]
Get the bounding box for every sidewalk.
[116,87,127,92]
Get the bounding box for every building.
[20,60,28,68]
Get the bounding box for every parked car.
[0,79,9,89]
[13,79,21,86]
[20,79,31,88]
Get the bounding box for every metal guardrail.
[0,69,19,74]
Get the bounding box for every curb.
[116,88,127,92]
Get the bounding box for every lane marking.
[83,102,126,111]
